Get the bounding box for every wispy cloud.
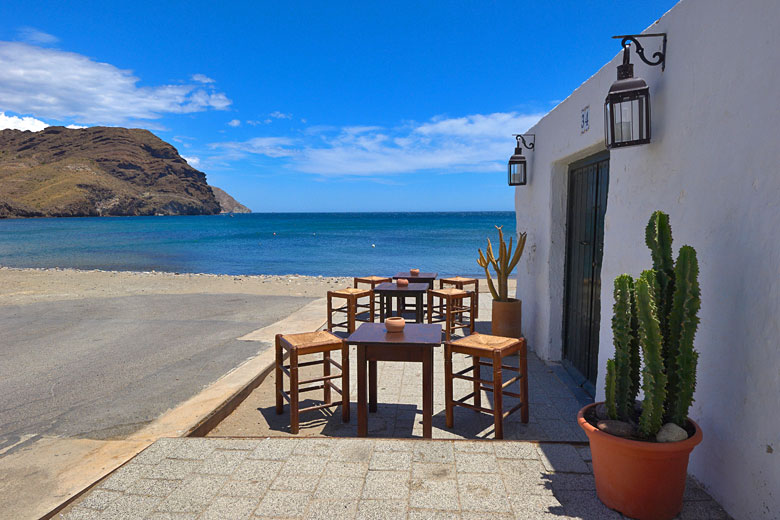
[269,111,292,120]
[227,119,241,127]
[191,73,215,84]
[182,156,201,167]
[209,111,543,176]
[0,111,48,131]
[0,42,232,125]
[16,27,58,45]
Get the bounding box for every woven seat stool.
[275,331,349,434]
[439,276,479,318]
[327,287,374,334]
[444,333,528,439]
[427,288,475,341]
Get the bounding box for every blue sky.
[0,1,678,212]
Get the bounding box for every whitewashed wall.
[514,0,780,518]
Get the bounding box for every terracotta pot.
[577,403,703,520]
[491,299,522,338]
[384,317,405,333]
[410,269,420,276]
[396,278,409,287]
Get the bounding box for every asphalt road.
[0,293,311,450]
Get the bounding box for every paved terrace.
[59,437,729,519]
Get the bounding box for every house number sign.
[581,106,590,133]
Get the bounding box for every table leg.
[379,295,386,321]
[369,360,377,413]
[422,347,433,438]
[416,294,423,323]
[357,345,367,437]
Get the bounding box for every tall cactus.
[635,270,667,437]
[666,246,700,425]
[602,211,700,438]
[477,225,527,302]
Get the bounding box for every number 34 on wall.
[581,106,590,133]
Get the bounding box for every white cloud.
[212,136,297,159]
[182,156,201,167]
[269,111,292,119]
[0,42,232,125]
[209,111,544,176]
[66,124,87,129]
[17,27,58,45]
[191,73,215,84]
[227,119,241,127]
[0,111,48,131]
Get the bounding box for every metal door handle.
[580,240,590,246]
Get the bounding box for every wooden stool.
[354,275,391,290]
[427,288,475,341]
[444,333,528,439]
[275,331,349,434]
[440,276,479,318]
[327,288,374,333]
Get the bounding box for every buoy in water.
[371,244,376,248]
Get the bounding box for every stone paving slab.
[58,437,731,519]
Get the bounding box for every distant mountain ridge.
[211,186,251,213]
[0,126,245,218]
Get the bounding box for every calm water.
[0,212,516,277]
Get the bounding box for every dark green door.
[563,152,609,395]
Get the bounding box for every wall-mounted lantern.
[508,134,535,186]
[605,33,666,149]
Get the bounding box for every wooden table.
[346,322,442,438]
[373,282,429,323]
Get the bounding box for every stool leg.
[472,355,481,410]
[327,293,333,332]
[290,349,299,434]
[445,343,454,428]
[275,335,283,415]
[324,350,331,404]
[475,281,480,319]
[427,291,433,324]
[469,294,476,335]
[520,347,529,423]
[493,350,504,439]
[341,340,350,423]
[370,291,375,322]
[348,296,356,333]
[445,297,453,342]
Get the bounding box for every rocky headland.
[0,126,246,218]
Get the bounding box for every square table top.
[346,322,442,346]
[373,282,430,293]
[393,271,438,280]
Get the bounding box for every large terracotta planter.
[491,298,522,338]
[577,403,703,520]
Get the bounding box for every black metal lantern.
[508,134,534,186]
[605,34,666,149]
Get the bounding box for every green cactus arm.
[605,359,618,420]
[611,274,635,420]
[667,245,701,426]
[628,278,641,402]
[508,232,527,273]
[635,271,667,438]
[645,210,676,370]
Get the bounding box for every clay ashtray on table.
[396,278,409,287]
[384,317,406,332]
[410,269,420,276]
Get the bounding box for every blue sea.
[0,212,516,277]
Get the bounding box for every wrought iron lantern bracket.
[612,33,667,72]
[512,134,535,153]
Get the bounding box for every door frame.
[561,150,609,397]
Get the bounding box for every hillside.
[0,126,222,218]
[211,186,251,213]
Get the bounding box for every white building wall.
[514,0,780,518]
